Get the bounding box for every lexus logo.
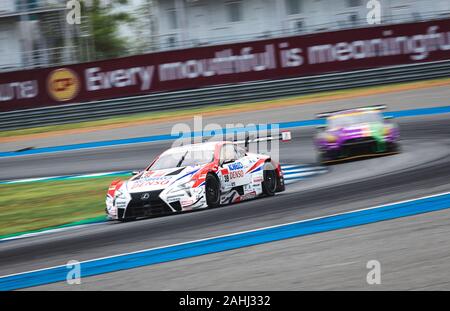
[140,193,150,200]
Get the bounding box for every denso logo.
[228,162,243,170]
[230,170,244,179]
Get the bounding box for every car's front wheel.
[118,216,136,222]
[205,174,221,208]
[318,150,333,166]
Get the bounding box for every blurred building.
[0,0,449,72]
[0,0,81,71]
[152,0,450,50]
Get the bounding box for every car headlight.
[325,134,337,143]
[176,180,194,191]
[115,189,127,200]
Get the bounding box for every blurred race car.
[314,105,400,164]
[106,134,290,221]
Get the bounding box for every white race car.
[106,138,288,221]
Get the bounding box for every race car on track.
[314,105,400,164]
[106,134,290,221]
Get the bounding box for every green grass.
[0,176,127,236]
[3,77,449,139]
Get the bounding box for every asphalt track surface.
[0,87,449,290]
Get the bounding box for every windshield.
[328,112,382,128]
[149,147,215,170]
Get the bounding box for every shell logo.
[47,68,80,101]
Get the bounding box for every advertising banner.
[1,19,449,112]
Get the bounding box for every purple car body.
[314,107,400,164]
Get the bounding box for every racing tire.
[262,162,277,196]
[205,174,221,208]
[388,142,401,153]
[118,216,136,222]
[276,175,285,192]
[318,152,331,166]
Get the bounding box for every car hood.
[328,122,384,140]
[126,166,201,193]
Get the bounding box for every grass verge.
[0,175,129,237]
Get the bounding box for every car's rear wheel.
[262,162,277,196]
[205,174,221,208]
[388,142,401,153]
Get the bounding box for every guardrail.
[0,60,449,131]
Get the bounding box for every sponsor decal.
[143,170,168,178]
[130,178,171,189]
[140,176,172,181]
[47,68,80,101]
[281,130,292,142]
[228,162,244,171]
[180,198,194,207]
[252,176,263,183]
[223,174,230,183]
[116,201,126,208]
[229,170,244,179]
[139,171,174,182]
[244,184,253,191]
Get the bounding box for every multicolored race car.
[314,106,400,164]
[106,136,289,221]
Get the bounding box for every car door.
[219,143,251,189]
[234,144,253,186]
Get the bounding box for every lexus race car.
[314,105,400,164]
[106,135,289,221]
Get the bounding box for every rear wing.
[199,129,292,152]
[316,105,387,119]
[237,130,292,151]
